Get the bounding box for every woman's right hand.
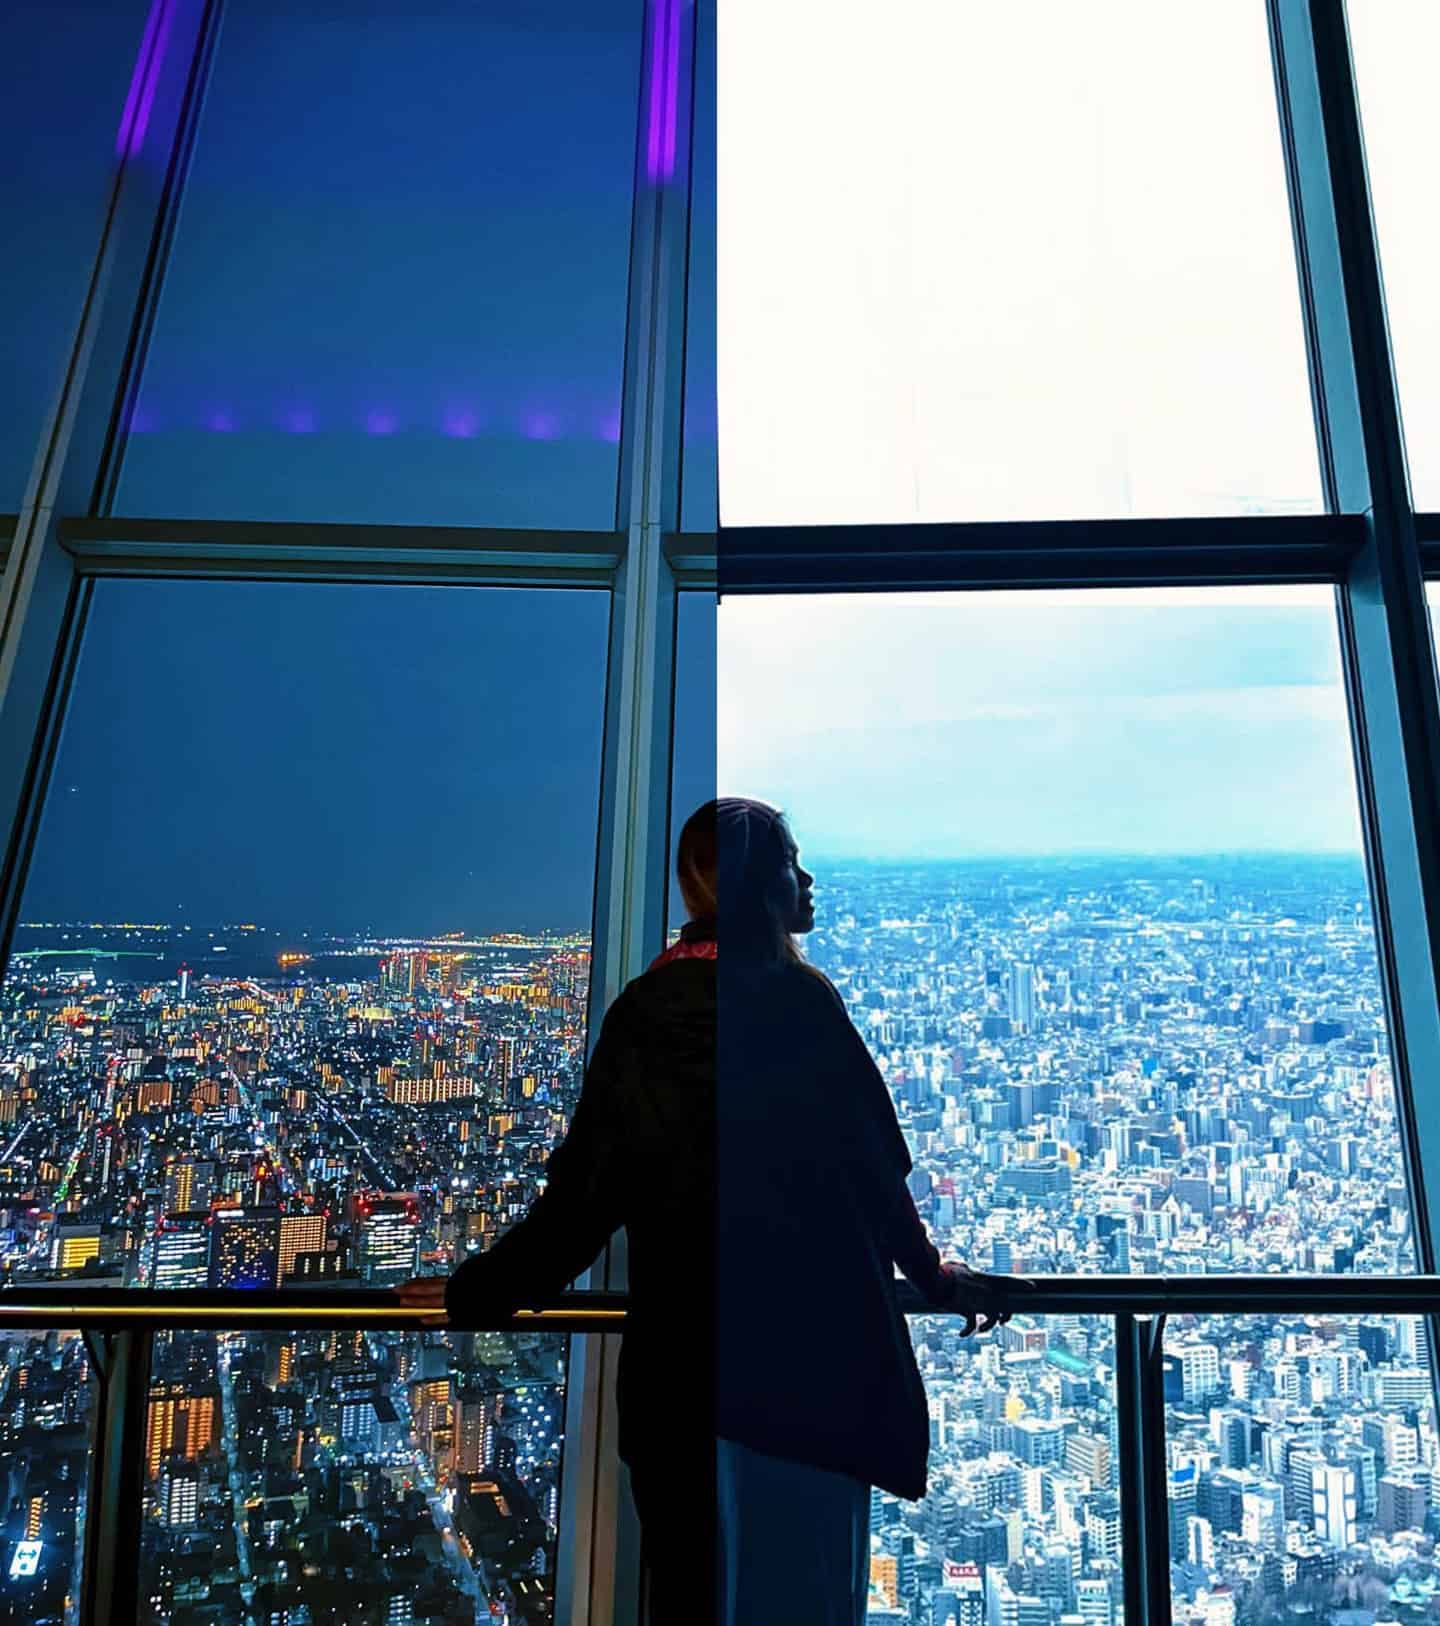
[394,1276,449,1315]
[937,1262,1034,1336]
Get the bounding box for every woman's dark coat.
[445,920,716,1472]
[445,921,950,1500]
[717,957,949,1500]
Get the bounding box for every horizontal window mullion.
[57,516,625,585]
[662,530,717,587]
[717,514,1360,592]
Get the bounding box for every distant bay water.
[7,925,551,987]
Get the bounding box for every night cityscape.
[0,856,1435,1624]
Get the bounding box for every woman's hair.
[715,796,835,988]
[676,801,718,920]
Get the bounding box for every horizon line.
[16,852,1373,936]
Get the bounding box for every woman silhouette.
[716,796,1023,1625]
[398,801,719,1622]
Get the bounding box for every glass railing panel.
[889,1313,1123,1626]
[139,1325,569,1625]
[1162,1313,1440,1625]
[0,1327,97,1626]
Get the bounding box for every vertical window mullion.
[1269,0,1440,1279]
[562,4,699,1624]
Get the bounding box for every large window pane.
[1349,3,1440,510]
[667,592,717,938]
[3,581,607,1290]
[0,1,152,507]
[1164,1314,1439,1623]
[718,2,1321,525]
[5,583,606,1623]
[118,1,643,527]
[720,588,1412,1275]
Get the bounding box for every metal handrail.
[2,1273,1438,1328]
[0,1284,630,1330]
[898,1271,1440,1316]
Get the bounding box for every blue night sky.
[6,2,717,937]
[24,581,713,935]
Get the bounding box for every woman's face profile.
[771,826,816,935]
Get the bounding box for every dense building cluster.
[807,856,1412,1279]
[0,856,1436,1626]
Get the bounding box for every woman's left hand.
[394,1277,449,1313]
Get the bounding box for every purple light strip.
[662,0,681,180]
[114,0,163,156]
[645,0,681,181]
[115,0,175,158]
[135,397,630,440]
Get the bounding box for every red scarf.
[648,936,717,971]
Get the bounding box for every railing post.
[1115,1315,1172,1626]
[1115,1315,1147,1626]
[81,1327,152,1626]
[1139,1317,1173,1626]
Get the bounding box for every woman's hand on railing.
[393,1276,449,1314]
[937,1262,1037,1337]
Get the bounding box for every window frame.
[10,3,1440,1626]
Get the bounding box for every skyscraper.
[1174,1342,1221,1403]
[1009,963,1037,1033]
[354,1192,421,1285]
[151,1212,210,1290]
[208,1206,281,1290]
[146,1384,217,1478]
[1311,1463,1357,1550]
[49,1219,102,1273]
[162,1157,218,1215]
[278,1210,328,1284]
